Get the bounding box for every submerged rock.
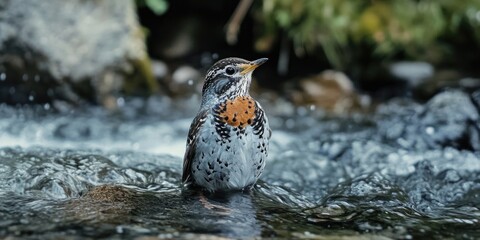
[0,0,154,107]
[67,185,139,223]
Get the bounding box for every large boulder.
[0,0,154,107]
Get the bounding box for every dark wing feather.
[252,102,271,139]
[182,110,208,183]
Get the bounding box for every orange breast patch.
[217,96,256,128]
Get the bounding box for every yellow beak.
[240,58,268,75]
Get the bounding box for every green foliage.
[136,0,168,15]
[256,0,480,69]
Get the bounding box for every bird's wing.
[182,109,208,183]
[253,101,271,139]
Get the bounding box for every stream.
[0,90,479,239]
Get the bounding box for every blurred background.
[1,0,479,111]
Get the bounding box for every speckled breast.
[214,96,256,128]
[190,95,269,191]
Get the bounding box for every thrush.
[182,57,271,192]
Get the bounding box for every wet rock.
[471,91,480,149]
[459,77,480,92]
[152,62,203,97]
[0,0,153,107]
[288,70,370,114]
[168,65,202,96]
[377,90,480,151]
[389,61,434,88]
[420,90,479,150]
[152,60,169,79]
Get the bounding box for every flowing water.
[0,91,479,239]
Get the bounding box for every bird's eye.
[225,67,235,75]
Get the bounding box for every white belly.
[191,114,269,192]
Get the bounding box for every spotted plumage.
[214,96,256,129]
[182,57,271,192]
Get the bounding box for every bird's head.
[201,57,267,104]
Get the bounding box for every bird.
[182,57,271,192]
